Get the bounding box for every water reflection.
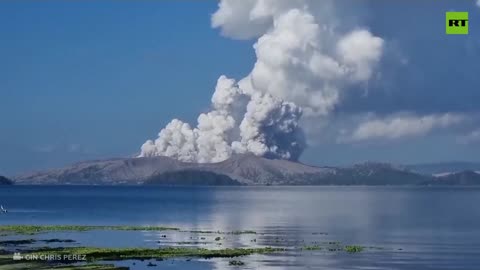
[0,186,479,269]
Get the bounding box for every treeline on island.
[0,175,13,185]
[145,170,242,186]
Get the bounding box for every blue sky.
[1,0,479,175]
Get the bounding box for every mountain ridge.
[12,155,480,186]
[14,154,333,185]
[404,162,480,175]
[422,170,480,186]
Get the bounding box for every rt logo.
[446,12,468,34]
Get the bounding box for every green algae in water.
[0,259,126,270]
[228,230,256,235]
[27,246,286,261]
[302,244,367,253]
[187,230,256,235]
[47,263,128,270]
[187,230,219,234]
[0,225,179,235]
[0,239,36,245]
[344,245,364,253]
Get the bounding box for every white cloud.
[340,113,466,143]
[477,0,480,7]
[337,30,384,81]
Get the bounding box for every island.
[0,175,13,185]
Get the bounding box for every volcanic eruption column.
[139,0,384,162]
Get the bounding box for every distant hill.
[14,154,440,186]
[405,162,480,175]
[0,175,13,185]
[317,163,430,185]
[423,171,480,186]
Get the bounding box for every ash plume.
[139,0,384,162]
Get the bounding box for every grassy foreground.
[0,225,260,236]
[0,225,179,235]
[27,246,286,261]
[0,256,127,270]
[0,246,285,269]
[49,264,128,270]
[0,224,373,269]
[0,244,368,269]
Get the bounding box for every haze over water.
[1,185,479,270]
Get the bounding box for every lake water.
[1,186,479,270]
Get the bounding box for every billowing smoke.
[139,0,384,162]
[140,76,304,162]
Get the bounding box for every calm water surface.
[0,186,479,270]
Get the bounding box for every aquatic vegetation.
[187,230,256,235]
[27,246,287,261]
[302,245,322,251]
[228,230,256,235]
[229,260,245,266]
[188,230,218,234]
[344,245,364,253]
[0,239,36,245]
[0,258,127,270]
[50,263,128,270]
[0,224,374,270]
[0,225,179,235]
[0,254,123,269]
[302,243,366,253]
[43,239,76,243]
